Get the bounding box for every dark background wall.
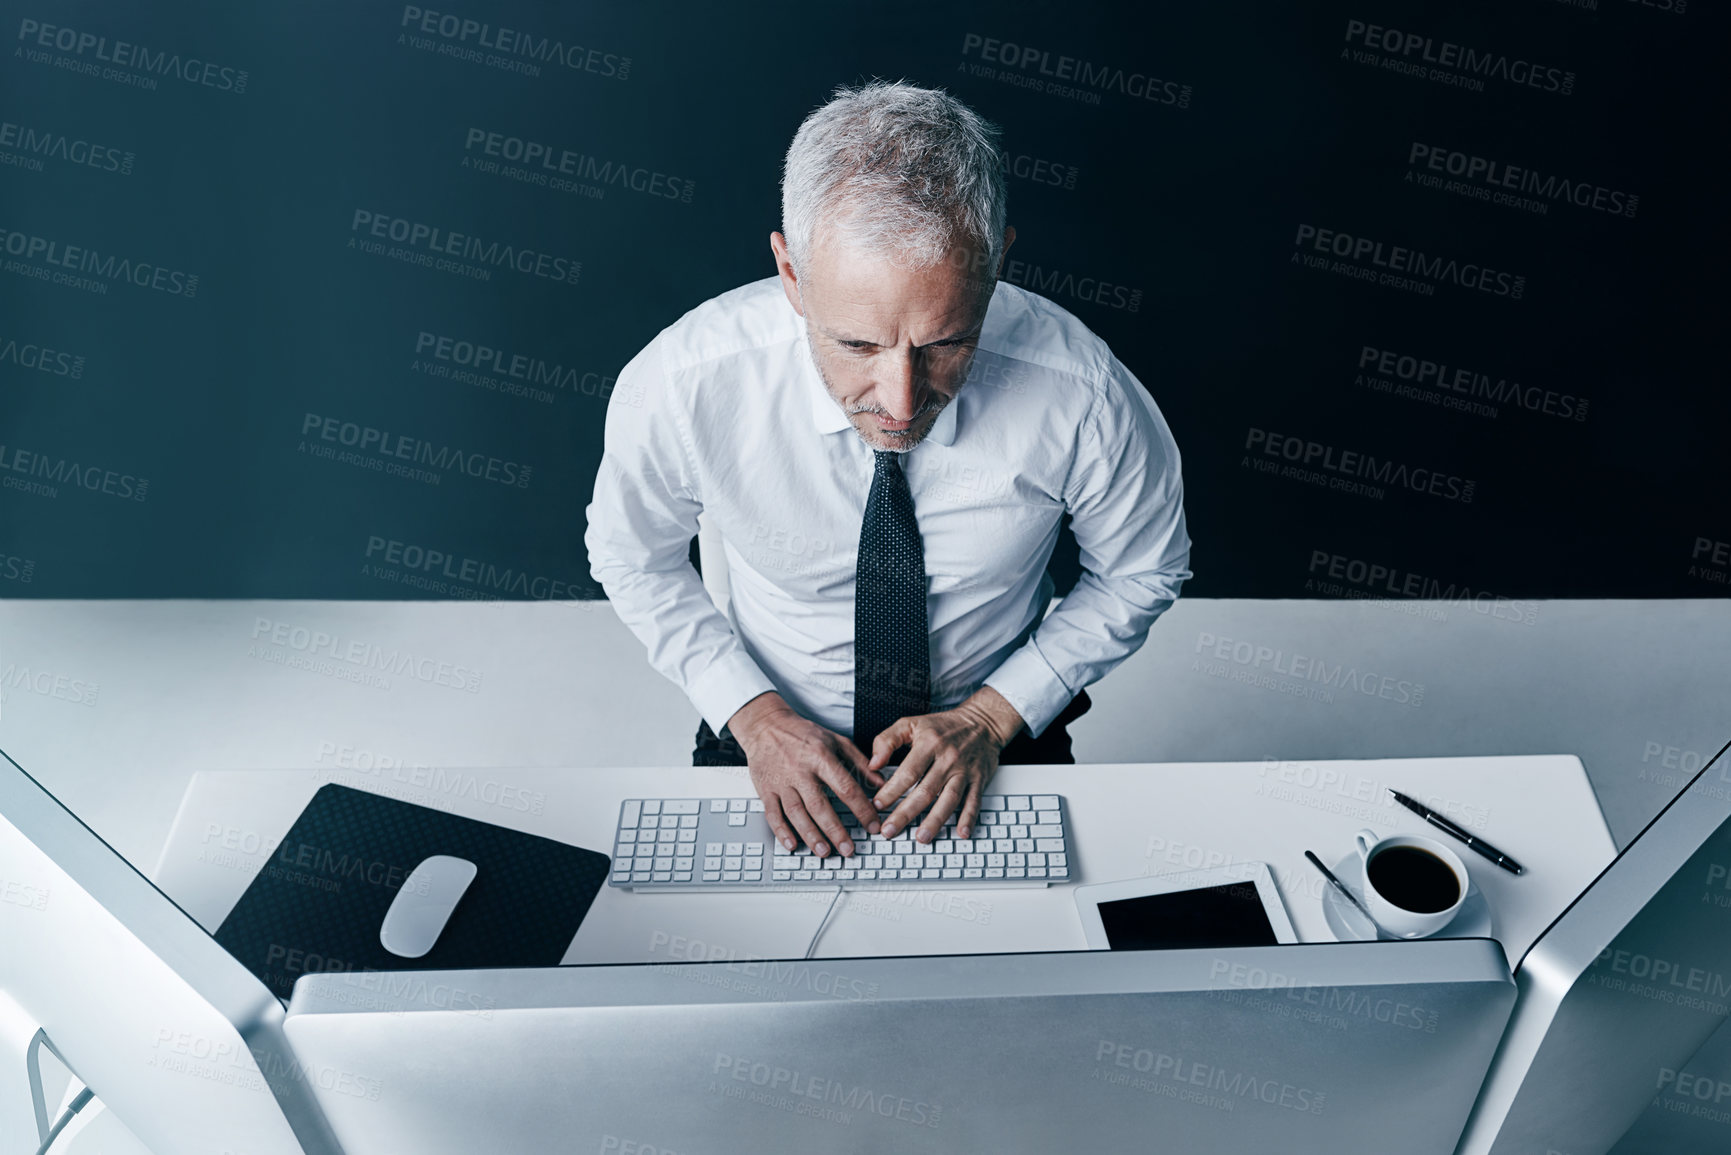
[1,0,1724,602]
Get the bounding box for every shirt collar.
[799,323,961,448]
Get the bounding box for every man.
[585,80,1191,862]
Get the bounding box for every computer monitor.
[284,937,1518,1154]
[0,746,341,1155]
[1454,736,1731,1155]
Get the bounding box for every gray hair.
[780,79,1008,280]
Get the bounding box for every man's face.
[771,224,1016,452]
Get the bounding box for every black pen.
[1390,789,1524,875]
[1304,849,1374,922]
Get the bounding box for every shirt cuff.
[687,649,780,736]
[983,642,1075,740]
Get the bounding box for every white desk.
[153,754,1614,971]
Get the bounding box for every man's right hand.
[727,692,884,858]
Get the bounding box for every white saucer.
[1320,851,1494,943]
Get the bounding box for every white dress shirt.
[584,274,1192,741]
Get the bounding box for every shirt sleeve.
[983,358,1193,738]
[583,335,779,734]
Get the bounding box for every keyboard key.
[919,868,941,879]
[824,856,843,870]
[966,854,985,868]
[744,856,763,869]
[987,854,1006,867]
[857,869,877,880]
[680,815,699,828]
[985,868,1005,878]
[945,854,965,868]
[632,871,652,882]
[702,871,720,882]
[744,871,763,881]
[1036,811,1060,826]
[658,831,678,844]
[1032,796,1059,809]
[653,871,671,882]
[1036,839,1066,853]
[1029,853,1046,867]
[620,801,641,828]
[618,830,637,843]
[745,843,765,855]
[749,800,765,812]
[724,842,743,855]
[994,839,1014,853]
[643,800,662,815]
[955,840,974,853]
[723,857,742,870]
[675,857,694,870]
[1007,867,1026,878]
[942,869,961,879]
[722,871,741,882]
[793,870,814,881]
[1007,796,1030,811]
[964,868,983,878]
[1008,854,1026,867]
[703,857,721,870]
[728,799,748,812]
[915,842,934,855]
[982,797,1006,810]
[883,855,904,869]
[1030,825,1063,838]
[674,871,693,882]
[837,869,856,880]
[899,868,920,879]
[1010,825,1029,839]
[935,841,954,854]
[705,842,723,856]
[773,871,791,881]
[677,829,697,843]
[654,857,673,870]
[1049,853,1067,866]
[1015,839,1035,853]
[665,800,699,814]
[710,799,727,812]
[1028,867,1046,879]
[1015,811,1035,825]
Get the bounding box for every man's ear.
[994,225,1017,279]
[770,231,805,317]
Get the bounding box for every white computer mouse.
[379,855,478,959]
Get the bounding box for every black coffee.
[1367,846,1460,914]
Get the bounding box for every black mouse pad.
[215,784,610,1000]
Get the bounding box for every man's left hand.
[866,686,1025,843]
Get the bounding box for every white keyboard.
[607,794,1074,891]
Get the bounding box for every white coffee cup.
[1353,829,1469,939]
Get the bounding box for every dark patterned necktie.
[853,449,930,754]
